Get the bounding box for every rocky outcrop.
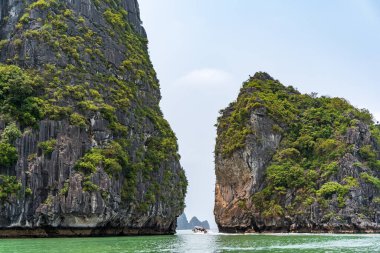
[176,213,210,230]
[0,0,187,237]
[214,72,380,233]
[176,213,190,230]
[188,217,210,230]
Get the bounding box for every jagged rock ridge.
[214,72,380,233]
[176,213,210,230]
[0,0,187,237]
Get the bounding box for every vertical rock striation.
[214,72,380,233]
[0,0,187,237]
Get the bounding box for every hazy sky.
[138,0,380,228]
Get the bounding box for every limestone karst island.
[0,0,186,237]
[214,72,380,233]
[0,0,379,252]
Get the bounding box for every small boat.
[192,226,208,234]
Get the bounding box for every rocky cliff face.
[0,0,187,237]
[214,72,380,233]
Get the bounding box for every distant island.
[177,213,210,230]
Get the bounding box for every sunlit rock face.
[0,0,187,237]
[215,72,380,233]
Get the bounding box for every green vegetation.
[59,180,69,196]
[69,113,87,127]
[361,172,380,189]
[0,142,18,168]
[359,145,380,170]
[0,65,42,127]
[0,122,20,168]
[0,40,8,50]
[82,178,99,192]
[218,73,380,217]
[1,0,158,132]
[103,9,127,29]
[75,141,131,193]
[75,141,128,176]
[1,123,22,143]
[0,176,22,202]
[29,0,58,10]
[25,187,33,196]
[38,139,57,155]
[316,177,358,207]
[0,122,21,204]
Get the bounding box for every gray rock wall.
[214,108,282,231]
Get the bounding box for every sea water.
[0,230,379,252]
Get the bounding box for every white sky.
[138,0,380,228]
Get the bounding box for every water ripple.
[0,231,379,253]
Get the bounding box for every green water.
[0,231,379,253]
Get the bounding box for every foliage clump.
[75,141,128,176]
[0,175,22,203]
[0,122,21,203]
[0,65,42,127]
[29,0,58,10]
[0,142,18,168]
[361,172,380,189]
[38,139,57,155]
[0,123,21,169]
[1,123,22,143]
